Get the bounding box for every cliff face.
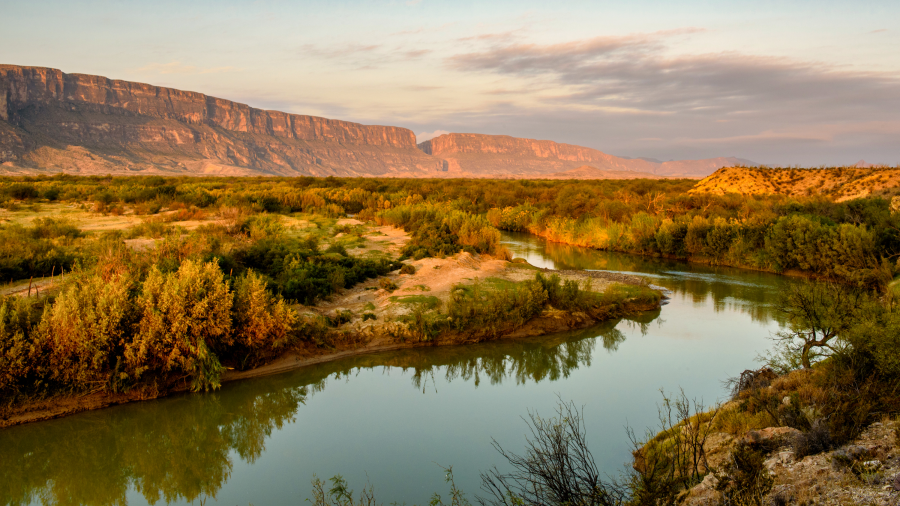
[0,65,442,176]
[418,133,753,178]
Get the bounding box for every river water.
[0,232,800,506]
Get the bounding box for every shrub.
[0,296,41,396]
[715,443,773,506]
[399,264,416,275]
[379,278,399,292]
[37,273,136,391]
[790,419,834,459]
[127,260,233,391]
[230,270,297,369]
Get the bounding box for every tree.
[771,282,863,370]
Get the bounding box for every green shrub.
[399,263,416,275]
[0,296,41,396]
[230,270,297,369]
[37,273,136,391]
[127,260,233,391]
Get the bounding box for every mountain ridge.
[1,65,755,179]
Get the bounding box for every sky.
[2,0,899,166]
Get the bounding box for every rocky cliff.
[418,133,755,178]
[0,65,443,176]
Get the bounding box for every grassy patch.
[390,295,441,310]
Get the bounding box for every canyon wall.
[418,133,755,178]
[0,65,443,176]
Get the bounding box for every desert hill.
[692,166,900,201]
[418,133,756,178]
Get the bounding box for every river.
[0,232,801,506]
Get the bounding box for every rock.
[893,472,900,491]
[697,472,719,491]
[741,426,801,448]
[858,460,882,473]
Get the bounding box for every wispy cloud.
[135,62,237,75]
[448,29,900,119]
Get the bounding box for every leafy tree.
[770,282,864,370]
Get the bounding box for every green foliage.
[37,272,137,391]
[0,296,42,397]
[230,269,297,369]
[446,278,548,337]
[127,260,233,391]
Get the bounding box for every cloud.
[447,30,900,121]
[299,43,430,68]
[135,62,237,75]
[416,129,450,143]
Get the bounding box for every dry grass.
[692,166,900,201]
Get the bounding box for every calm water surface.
[1,232,800,506]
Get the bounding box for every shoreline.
[0,267,662,429]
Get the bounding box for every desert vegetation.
[0,174,663,417]
[3,173,897,290]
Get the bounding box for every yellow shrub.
[127,260,233,391]
[37,273,135,390]
[231,270,297,367]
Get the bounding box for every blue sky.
[2,0,899,165]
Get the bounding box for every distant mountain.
[538,165,661,180]
[0,65,443,177]
[0,65,757,179]
[418,133,758,179]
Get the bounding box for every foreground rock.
[682,419,900,505]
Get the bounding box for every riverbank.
[0,246,662,429]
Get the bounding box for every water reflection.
[502,232,791,326]
[0,383,309,506]
[0,311,653,506]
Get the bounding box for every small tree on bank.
[771,282,863,370]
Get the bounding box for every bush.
[447,279,547,337]
[378,278,399,292]
[230,270,297,369]
[399,264,416,275]
[37,273,136,391]
[127,260,233,391]
[715,443,774,506]
[0,296,41,396]
[790,419,834,459]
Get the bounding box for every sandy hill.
[691,166,900,201]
